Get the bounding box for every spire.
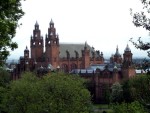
[35,21,39,26]
[125,44,131,52]
[24,46,29,52]
[85,41,88,48]
[49,19,54,28]
[25,46,29,51]
[50,18,54,24]
[115,45,121,56]
[34,21,39,30]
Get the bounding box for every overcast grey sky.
[9,0,150,59]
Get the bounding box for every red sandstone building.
[71,44,135,102]
[20,20,104,72]
[16,20,135,103]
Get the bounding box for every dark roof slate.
[59,43,96,58]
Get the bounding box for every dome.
[124,44,131,52]
[24,46,29,52]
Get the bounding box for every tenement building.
[19,20,104,73]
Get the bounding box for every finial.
[35,21,39,26]
[24,46,29,51]
[85,41,87,47]
[116,45,119,52]
[115,45,121,56]
[50,18,54,24]
[26,46,28,50]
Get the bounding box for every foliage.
[127,75,150,105]
[0,68,11,87]
[103,84,111,104]
[110,82,123,103]
[0,0,25,65]
[130,0,150,57]
[1,72,92,113]
[122,80,134,103]
[112,101,147,113]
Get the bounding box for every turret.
[110,45,122,64]
[82,42,90,68]
[45,19,59,68]
[122,44,135,79]
[24,46,29,59]
[123,44,132,63]
[30,21,44,61]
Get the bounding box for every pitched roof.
[59,43,95,58]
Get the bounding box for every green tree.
[0,68,11,87]
[110,82,123,103]
[130,0,150,57]
[127,75,150,106]
[1,72,92,113]
[112,101,147,113]
[122,80,134,103]
[0,0,25,65]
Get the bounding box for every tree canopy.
[0,0,24,65]
[127,74,150,106]
[0,72,92,113]
[130,0,150,57]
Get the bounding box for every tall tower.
[123,44,132,63]
[122,44,135,79]
[24,46,29,59]
[30,21,44,61]
[45,19,59,68]
[82,42,90,69]
[24,46,30,71]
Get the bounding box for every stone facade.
[20,20,104,73]
[71,44,136,103]
[12,20,135,103]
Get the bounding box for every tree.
[130,0,150,57]
[110,82,123,103]
[0,68,11,87]
[127,75,150,106]
[112,101,147,113]
[0,0,25,65]
[1,72,92,113]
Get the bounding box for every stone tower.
[24,46,29,59]
[30,21,44,61]
[122,44,135,79]
[45,19,59,68]
[123,44,132,63]
[82,42,90,68]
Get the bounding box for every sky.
[8,0,150,60]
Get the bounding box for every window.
[35,34,37,37]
